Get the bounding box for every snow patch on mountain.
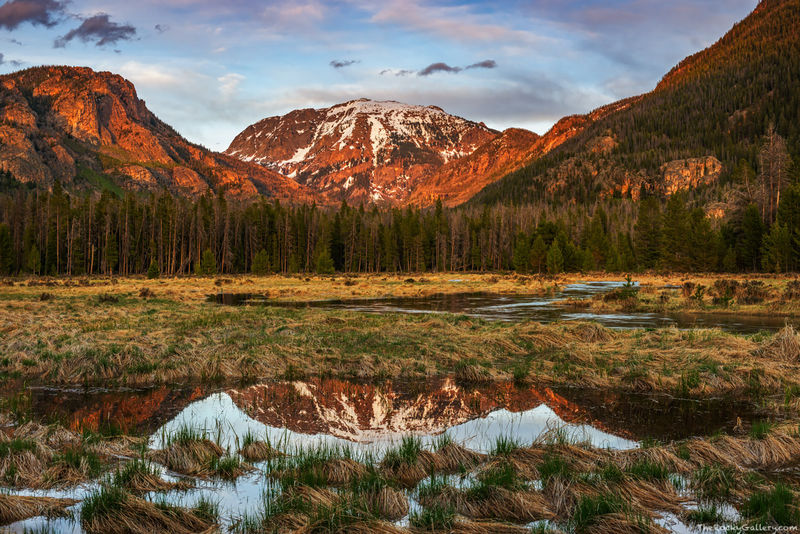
[224,98,498,205]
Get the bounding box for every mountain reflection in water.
[21,378,757,451]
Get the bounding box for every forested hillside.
[473,0,800,207]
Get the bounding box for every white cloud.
[217,72,244,97]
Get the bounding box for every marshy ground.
[1,273,800,532]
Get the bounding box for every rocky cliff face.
[660,156,723,195]
[409,128,540,207]
[225,99,498,205]
[0,66,315,201]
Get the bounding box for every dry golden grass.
[299,521,407,534]
[0,494,77,525]
[112,463,193,493]
[461,488,555,523]
[364,486,409,521]
[239,440,284,462]
[0,442,52,488]
[149,439,223,477]
[0,422,132,489]
[614,480,687,517]
[282,485,340,509]
[755,324,800,362]
[81,492,217,534]
[446,521,535,534]
[573,273,800,318]
[14,422,79,450]
[2,273,799,400]
[381,450,444,488]
[684,431,800,470]
[435,443,486,473]
[320,458,368,486]
[584,513,669,534]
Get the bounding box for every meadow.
[1,272,799,533]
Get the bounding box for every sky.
[0,0,759,151]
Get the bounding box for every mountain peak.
[225,99,497,205]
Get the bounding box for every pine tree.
[0,223,13,275]
[738,205,764,271]
[147,258,160,279]
[105,234,119,275]
[775,182,800,271]
[688,208,717,271]
[27,245,40,275]
[722,247,737,272]
[660,194,691,270]
[251,249,270,275]
[634,197,661,269]
[529,235,547,274]
[761,224,792,272]
[198,248,217,275]
[546,241,564,274]
[315,244,335,274]
[617,232,636,271]
[512,232,530,272]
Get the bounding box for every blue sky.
[0,0,758,150]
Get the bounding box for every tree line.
[0,170,799,277]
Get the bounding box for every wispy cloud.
[260,0,326,28]
[368,0,546,46]
[380,68,415,77]
[217,72,244,97]
[54,13,137,47]
[275,71,608,134]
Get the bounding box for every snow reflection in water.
[151,391,638,454]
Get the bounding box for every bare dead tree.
[758,123,790,225]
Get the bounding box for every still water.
[2,378,761,532]
[211,281,790,334]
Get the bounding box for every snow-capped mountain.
[225,98,499,205]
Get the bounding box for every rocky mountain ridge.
[225,98,498,205]
[0,66,316,201]
[1,0,791,208]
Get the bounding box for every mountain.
[410,97,641,207]
[472,0,800,207]
[225,94,646,208]
[0,66,315,201]
[225,98,499,205]
[3,1,793,210]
